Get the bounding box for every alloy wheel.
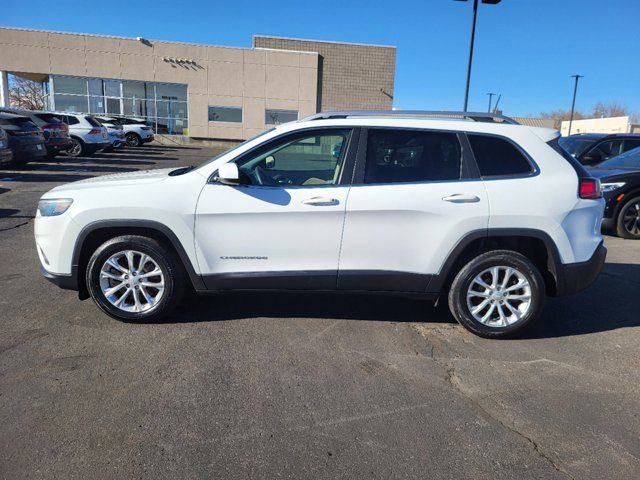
[68,140,82,157]
[99,250,165,313]
[126,134,140,147]
[466,266,532,327]
[622,201,640,237]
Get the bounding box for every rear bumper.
[45,138,73,153]
[554,241,606,296]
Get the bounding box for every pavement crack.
[0,218,33,232]
[443,361,575,480]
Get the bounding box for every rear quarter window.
[467,134,534,177]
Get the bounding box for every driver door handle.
[302,197,340,206]
[442,194,481,203]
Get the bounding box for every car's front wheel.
[616,196,640,239]
[125,133,141,147]
[448,250,545,338]
[86,235,185,321]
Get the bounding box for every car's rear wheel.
[125,133,141,147]
[86,235,185,322]
[66,138,85,157]
[448,250,545,338]
[616,196,640,239]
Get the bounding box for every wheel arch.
[428,229,562,297]
[72,220,205,299]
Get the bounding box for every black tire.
[125,132,141,147]
[86,235,185,322]
[448,250,545,339]
[66,137,86,157]
[615,196,640,239]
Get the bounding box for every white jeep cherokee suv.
[35,111,606,338]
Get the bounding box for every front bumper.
[41,265,78,290]
[554,241,607,296]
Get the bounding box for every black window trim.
[464,131,540,181]
[351,126,481,186]
[208,126,360,189]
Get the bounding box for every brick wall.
[254,36,396,112]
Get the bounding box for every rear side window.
[468,134,533,177]
[66,116,79,125]
[364,129,462,184]
[85,116,101,127]
[35,113,63,124]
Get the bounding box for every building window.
[49,75,188,136]
[209,106,242,123]
[265,109,298,125]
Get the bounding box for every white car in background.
[54,112,110,157]
[109,117,154,147]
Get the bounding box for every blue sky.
[4,0,639,116]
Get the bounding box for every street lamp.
[567,74,583,136]
[455,0,502,112]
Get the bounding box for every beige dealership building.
[0,27,396,140]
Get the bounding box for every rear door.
[338,127,489,292]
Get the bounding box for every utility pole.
[486,92,496,112]
[567,74,583,136]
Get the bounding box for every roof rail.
[301,110,520,125]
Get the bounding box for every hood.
[48,167,176,193]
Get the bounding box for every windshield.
[197,128,276,169]
[596,146,640,170]
[558,136,598,157]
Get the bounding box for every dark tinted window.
[624,139,640,152]
[66,116,79,125]
[468,134,533,176]
[364,129,462,184]
[85,116,101,127]
[34,113,64,124]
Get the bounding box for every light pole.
[486,92,496,112]
[567,74,583,136]
[456,0,502,112]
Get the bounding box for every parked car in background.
[0,112,46,164]
[35,110,606,339]
[0,127,13,165]
[106,117,154,147]
[54,113,109,157]
[94,117,126,152]
[559,133,640,166]
[0,108,73,158]
[587,146,640,239]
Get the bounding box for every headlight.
[37,198,73,217]
[600,182,625,193]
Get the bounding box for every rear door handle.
[302,196,340,206]
[442,194,481,203]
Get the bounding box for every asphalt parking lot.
[1,145,639,479]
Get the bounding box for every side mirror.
[216,163,240,186]
[265,155,275,169]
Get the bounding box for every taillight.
[88,128,101,135]
[579,178,601,199]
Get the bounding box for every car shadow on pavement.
[151,262,640,339]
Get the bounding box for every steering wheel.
[253,165,277,186]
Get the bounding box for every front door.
[195,128,356,290]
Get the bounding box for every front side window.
[209,106,242,123]
[236,129,351,187]
[468,134,533,177]
[364,129,462,184]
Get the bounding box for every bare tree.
[591,101,629,119]
[540,102,639,128]
[8,76,46,110]
[539,109,586,129]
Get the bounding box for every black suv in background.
[587,147,640,238]
[0,112,46,164]
[559,133,640,166]
[0,108,73,158]
[0,127,13,165]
